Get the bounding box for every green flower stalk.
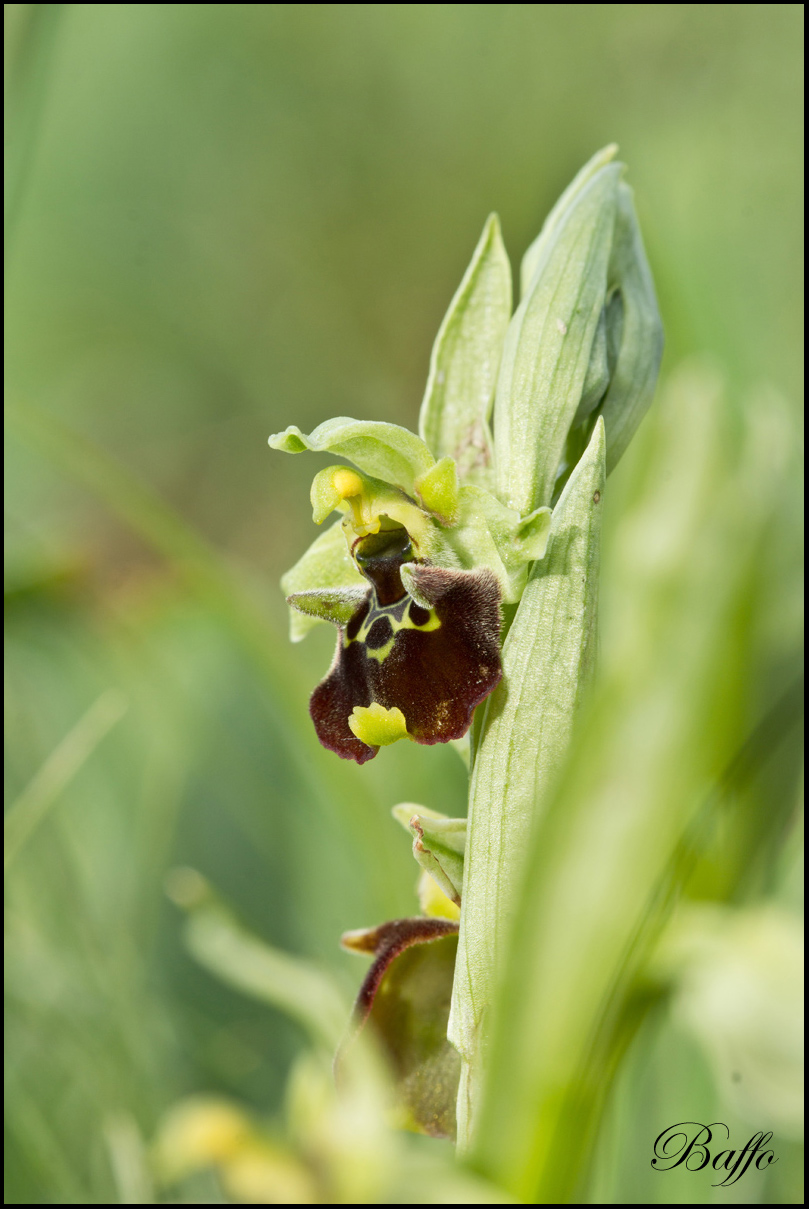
[271,146,662,1154]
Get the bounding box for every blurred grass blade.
[169,869,349,1051]
[472,364,788,1202]
[4,3,64,262]
[103,1114,154,1205]
[450,418,605,1144]
[494,162,619,513]
[418,213,511,484]
[678,674,804,907]
[4,688,128,872]
[5,1085,87,1203]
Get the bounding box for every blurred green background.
[5,4,803,1203]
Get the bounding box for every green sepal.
[494,153,620,513]
[269,417,435,496]
[280,519,365,642]
[418,213,512,487]
[286,586,367,628]
[392,803,467,906]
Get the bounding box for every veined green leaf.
[449,419,605,1142]
[418,213,512,486]
[494,165,619,513]
[269,417,435,495]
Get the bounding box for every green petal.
[494,157,620,513]
[287,586,368,628]
[280,519,365,642]
[269,416,435,495]
[418,213,512,486]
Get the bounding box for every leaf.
[269,417,435,496]
[449,419,605,1117]
[280,518,366,641]
[418,213,512,486]
[493,163,619,513]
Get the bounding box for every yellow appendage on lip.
[348,703,411,747]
